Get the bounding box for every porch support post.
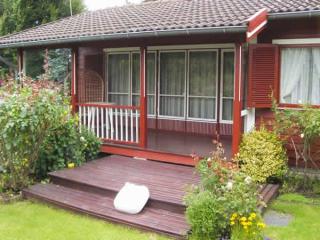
[17,48,24,82]
[71,47,78,113]
[232,43,243,155]
[139,46,147,148]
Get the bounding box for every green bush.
[36,122,101,179]
[185,143,260,239]
[237,128,288,183]
[0,82,101,191]
[0,87,65,191]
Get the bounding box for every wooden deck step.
[23,183,189,238]
[49,155,199,213]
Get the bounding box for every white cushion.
[113,182,150,214]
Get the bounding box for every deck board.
[49,155,199,206]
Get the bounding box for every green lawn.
[265,193,320,240]
[0,201,170,240]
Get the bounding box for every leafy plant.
[0,86,65,191]
[273,103,320,170]
[185,142,260,239]
[230,212,265,240]
[237,127,288,183]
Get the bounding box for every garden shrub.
[185,142,262,239]
[237,128,288,183]
[0,86,64,191]
[0,80,101,191]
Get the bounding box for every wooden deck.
[23,155,279,238]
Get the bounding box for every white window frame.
[106,51,157,117]
[187,49,219,122]
[220,49,235,124]
[158,50,187,120]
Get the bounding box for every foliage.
[0,85,65,191]
[237,127,288,183]
[273,103,320,169]
[0,0,85,77]
[230,212,265,240]
[281,171,320,195]
[265,193,320,240]
[185,142,260,239]
[0,79,100,191]
[0,201,169,240]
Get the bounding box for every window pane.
[132,94,139,106]
[132,53,156,94]
[189,97,215,119]
[222,99,233,121]
[222,52,234,97]
[147,53,156,94]
[160,96,184,117]
[132,53,140,94]
[108,94,129,105]
[148,95,155,115]
[107,54,129,93]
[160,52,186,95]
[280,48,320,105]
[189,51,217,96]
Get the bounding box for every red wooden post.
[71,47,78,113]
[232,43,243,155]
[139,46,147,148]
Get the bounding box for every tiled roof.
[0,0,319,48]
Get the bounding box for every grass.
[0,200,170,240]
[265,193,320,240]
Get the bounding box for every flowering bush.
[185,141,261,239]
[230,212,265,240]
[237,127,288,183]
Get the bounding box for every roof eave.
[0,25,247,49]
[268,9,320,20]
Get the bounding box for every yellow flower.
[240,217,247,222]
[232,213,238,219]
[67,163,75,169]
[250,213,257,219]
[247,221,252,226]
[243,225,248,230]
[230,221,235,226]
[257,222,266,229]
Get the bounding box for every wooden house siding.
[250,17,320,168]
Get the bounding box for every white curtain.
[280,48,309,104]
[159,52,186,117]
[281,48,320,105]
[311,48,320,105]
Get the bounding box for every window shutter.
[248,44,279,108]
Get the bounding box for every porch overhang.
[0,26,247,50]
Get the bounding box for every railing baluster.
[125,109,128,142]
[115,108,119,140]
[97,107,100,138]
[130,109,134,142]
[135,109,139,143]
[79,106,82,132]
[120,109,123,141]
[101,107,104,139]
[110,108,114,140]
[106,108,109,139]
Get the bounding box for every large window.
[159,52,186,117]
[188,51,218,120]
[280,47,320,105]
[221,50,234,122]
[107,52,156,114]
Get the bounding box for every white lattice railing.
[78,103,140,145]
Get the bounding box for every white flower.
[300,133,304,139]
[226,181,233,190]
[207,157,212,163]
[298,99,302,104]
[244,176,252,185]
[80,136,85,142]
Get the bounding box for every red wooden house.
[0,0,319,236]
[0,0,319,166]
